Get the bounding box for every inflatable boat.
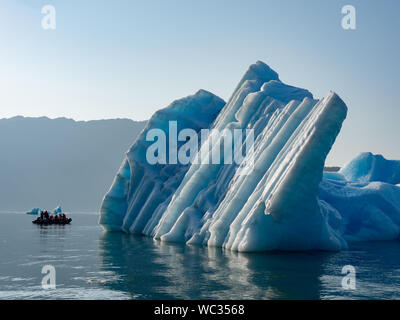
[32,218,72,225]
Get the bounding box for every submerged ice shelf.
[100,61,400,251]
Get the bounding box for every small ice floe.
[26,208,41,215]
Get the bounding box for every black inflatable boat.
[32,218,72,225]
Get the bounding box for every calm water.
[0,212,399,300]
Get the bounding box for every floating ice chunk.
[53,206,63,215]
[26,208,41,215]
[320,179,400,242]
[340,152,400,184]
[323,171,346,181]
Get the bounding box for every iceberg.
[100,89,226,232]
[320,153,400,242]
[320,179,400,242]
[100,61,400,251]
[53,206,63,215]
[340,152,400,184]
[26,208,41,215]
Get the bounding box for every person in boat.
[35,211,45,223]
[33,210,71,224]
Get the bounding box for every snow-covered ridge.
[100,61,400,251]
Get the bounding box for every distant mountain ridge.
[0,116,146,212]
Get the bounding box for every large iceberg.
[100,61,400,251]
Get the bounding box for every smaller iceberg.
[321,153,400,243]
[53,206,63,214]
[340,152,400,184]
[26,208,41,215]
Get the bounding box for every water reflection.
[99,232,334,299]
[2,213,400,299]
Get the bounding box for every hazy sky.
[0,0,399,165]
